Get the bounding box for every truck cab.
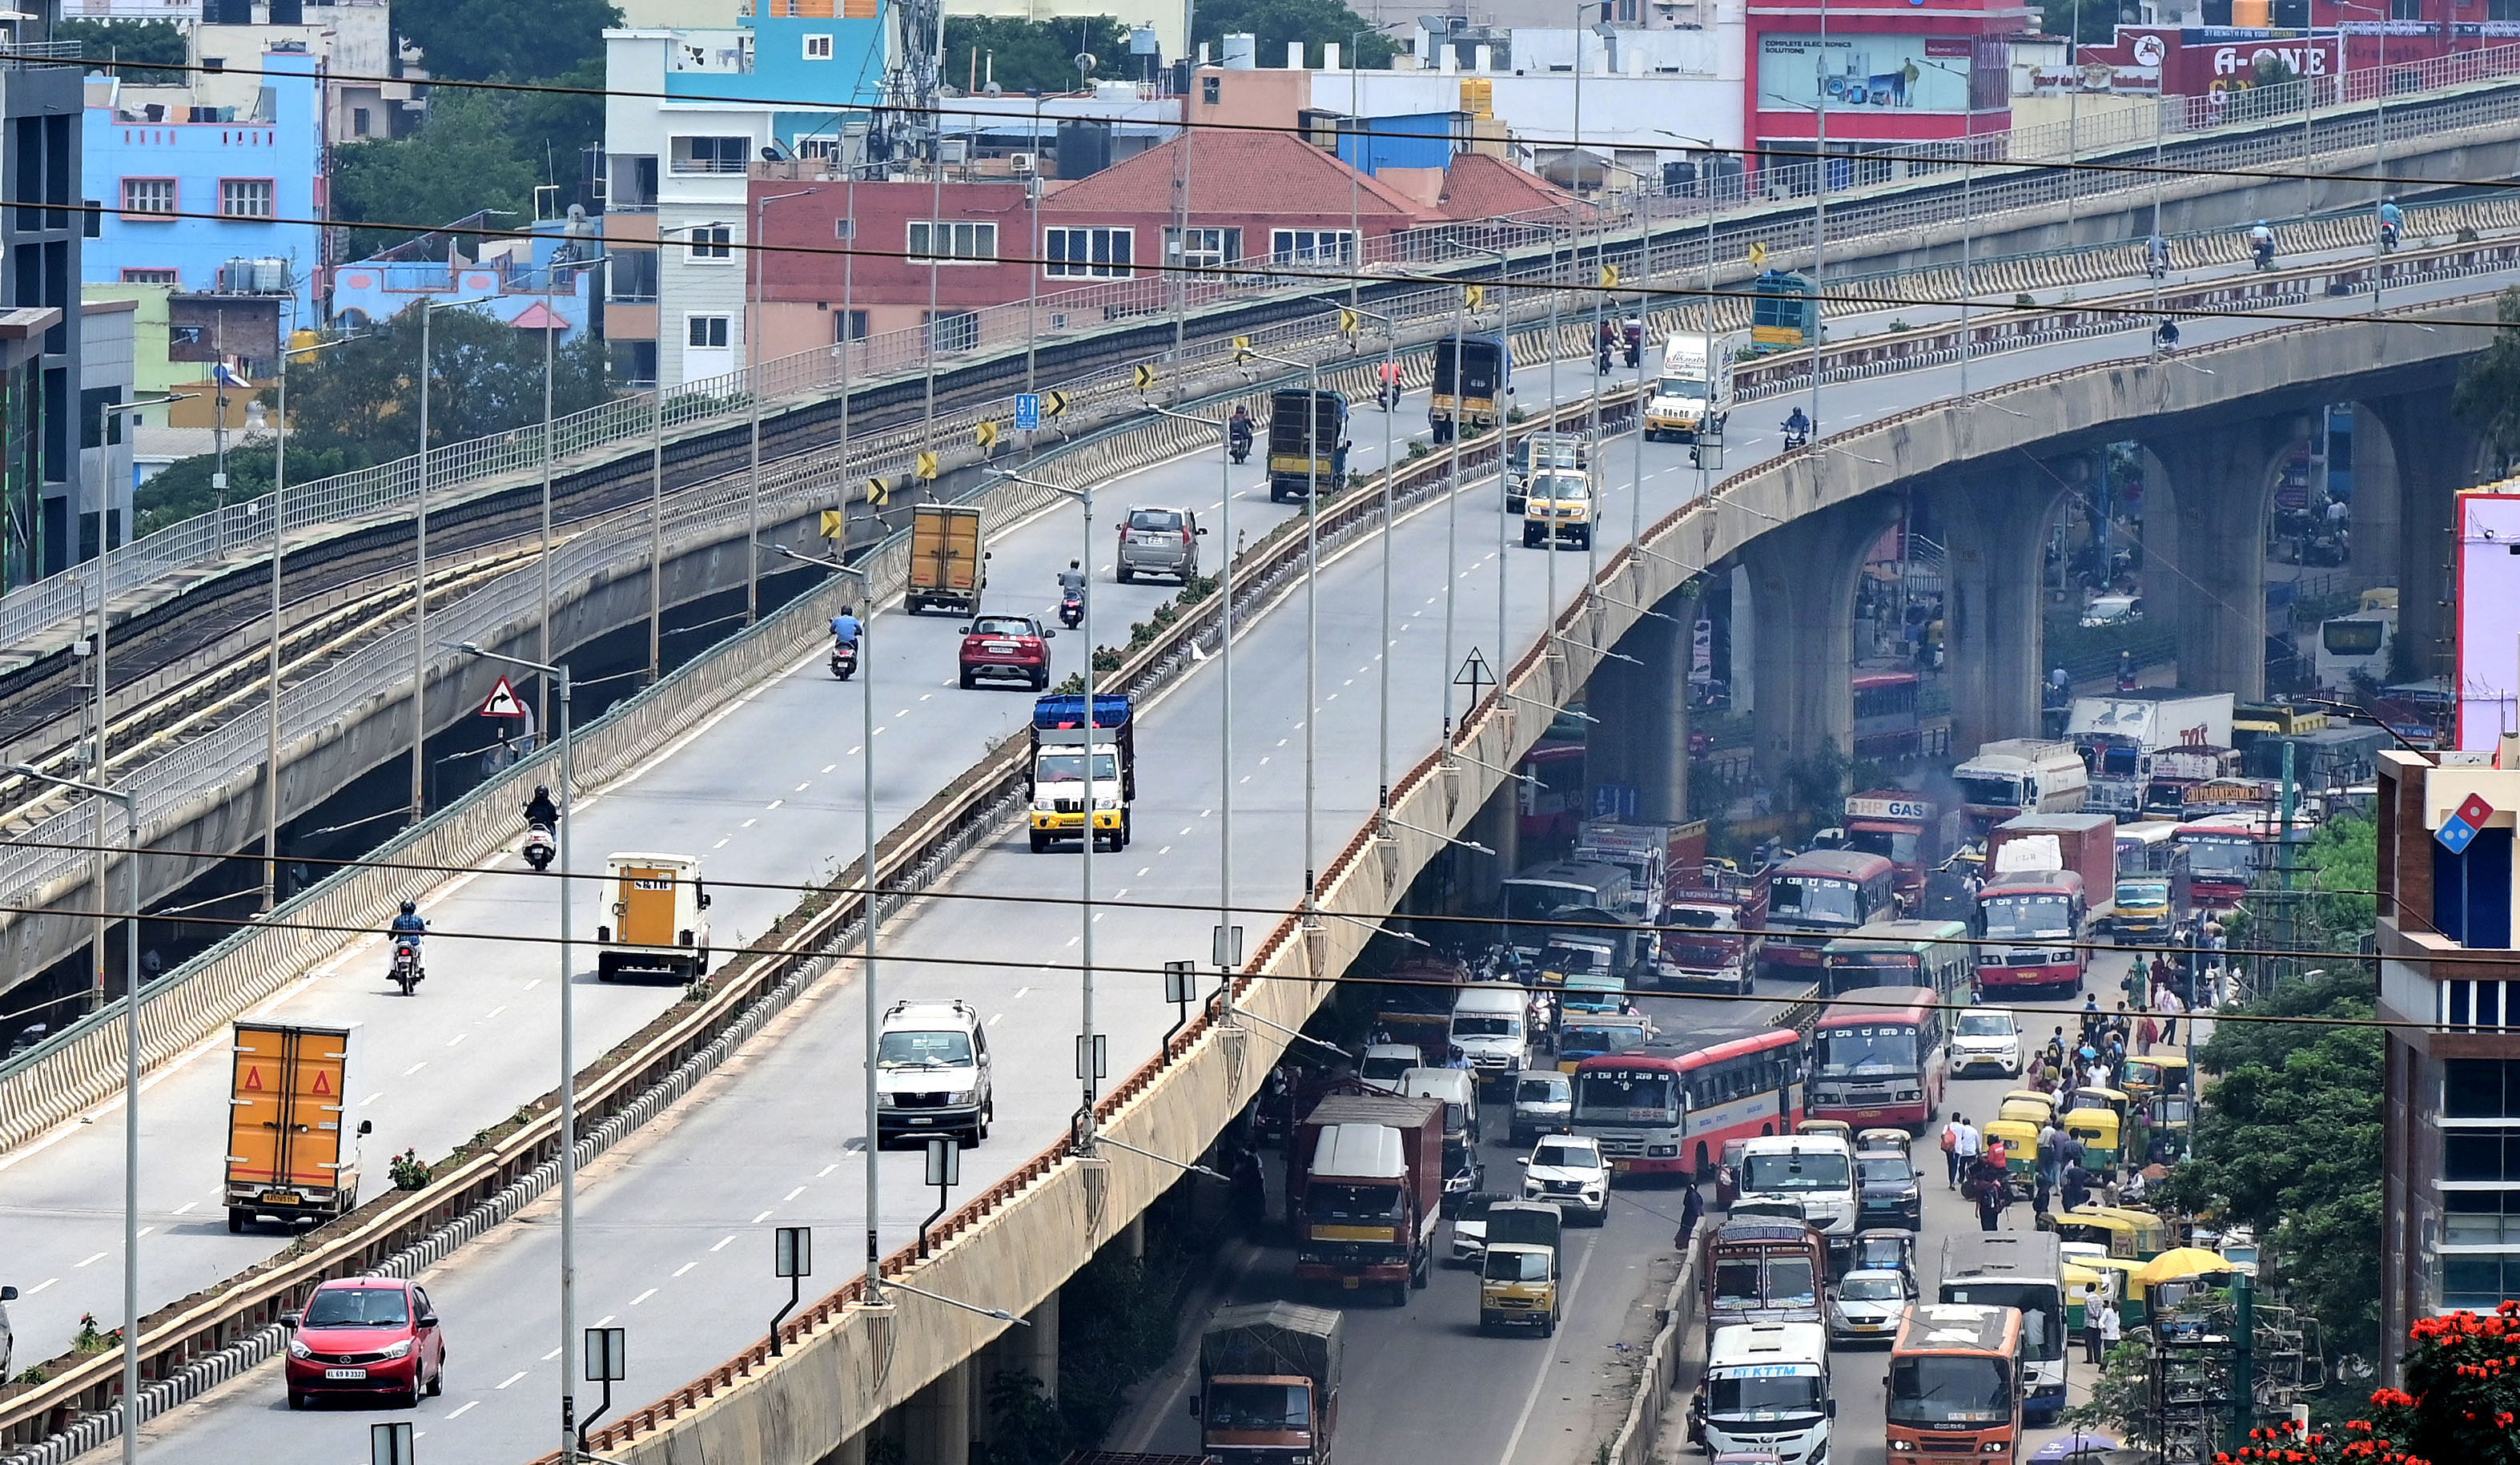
[1644,334,1734,445]
[1195,1302,1342,1465]
[1027,694,1135,851]
[1522,467,1596,549]
[595,851,712,980]
[1693,1322,1834,1462]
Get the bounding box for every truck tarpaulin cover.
[1201,1302,1345,1388]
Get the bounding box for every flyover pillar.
[1583,589,1695,826]
[2366,392,2480,684]
[817,1432,866,1465]
[968,1290,1060,1450]
[2144,414,2303,702]
[1932,469,2068,753]
[898,1355,973,1465]
[1742,494,1903,794]
[1465,778,1519,905]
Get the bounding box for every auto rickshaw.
[1983,1117,2042,1198]
[1855,1127,1911,1157]
[2063,1260,2111,1332]
[2075,1254,2154,1326]
[2084,1205,2173,1259]
[1795,1117,1855,1143]
[2118,1053,2190,1101]
[1999,1095,2055,1129]
[2001,1089,2057,1124]
[2146,1093,2196,1165]
[2043,1205,2144,1259]
[2062,1106,2123,1177]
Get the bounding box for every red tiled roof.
[1050,130,1435,221]
[1437,151,1590,225]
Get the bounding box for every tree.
[278,307,613,467]
[1192,0,1397,69]
[330,88,545,260]
[54,18,187,84]
[388,0,618,85]
[2156,968,2384,1360]
[131,441,358,536]
[2308,815,2377,940]
[2454,288,2520,475]
[942,16,1129,95]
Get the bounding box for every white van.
[595,851,713,980]
[1695,1321,1832,1461]
[1451,983,1533,1077]
[1734,1136,1860,1236]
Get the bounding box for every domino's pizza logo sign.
[2438,791,2497,853]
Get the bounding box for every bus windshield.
[1774,877,1863,924]
[1742,1151,1853,1192]
[1707,1370,1825,1420]
[1575,1069,1677,1117]
[1982,892,2075,940]
[2182,838,2258,877]
[1887,1354,2015,1425]
[1815,1024,1919,1077]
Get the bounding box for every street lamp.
[649,219,733,686]
[1760,90,1831,440]
[1144,403,1239,1016]
[262,318,352,909]
[765,541,882,1303]
[446,640,578,1460]
[9,763,136,1465]
[1237,346,1327,924]
[1337,301,1401,827]
[541,209,607,729]
[746,188,822,629]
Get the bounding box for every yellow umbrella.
[2136,1247,2233,1285]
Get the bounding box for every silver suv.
[875,1000,994,1146]
[1117,505,1203,583]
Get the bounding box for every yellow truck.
[225,1020,371,1234]
[596,851,713,980]
[906,502,987,615]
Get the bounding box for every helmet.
[400,900,417,916]
[1069,558,1081,569]
[841,604,855,617]
[2256,220,2267,228]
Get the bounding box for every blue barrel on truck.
[1027,694,1138,851]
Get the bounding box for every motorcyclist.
[2117,648,2139,691]
[1783,405,1812,444]
[2156,316,2181,352]
[2247,219,2275,264]
[522,785,559,830]
[1376,358,1401,409]
[1056,560,1087,597]
[2145,231,2169,276]
[1228,404,1253,452]
[2378,195,2404,246]
[830,605,862,650]
[390,900,428,964]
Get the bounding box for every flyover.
[14,221,2501,1465]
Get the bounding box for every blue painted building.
[82,47,322,324]
[1332,111,1468,176]
[328,216,600,344]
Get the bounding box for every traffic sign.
[1043,389,1069,418]
[1232,336,1252,364]
[915,450,939,481]
[866,477,890,506]
[1464,284,1486,309]
[1338,308,1360,336]
[819,509,848,539]
[1132,364,1157,390]
[975,421,999,450]
[1015,392,1043,430]
[1452,649,1494,696]
[479,675,529,719]
[1598,264,1620,289]
[1590,783,1638,819]
[1748,241,1770,266]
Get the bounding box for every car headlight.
[947,1089,977,1105]
[1983,1443,2008,1454]
[1093,796,1120,810]
[287,1338,313,1359]
[1031,798,1058,811]
[377,1339,413,1360]
[1890,1441,1917,1453]
[1900,1188,1919,1202]
[877,1093,898,1108]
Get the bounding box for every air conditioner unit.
[1010,151,1038,175]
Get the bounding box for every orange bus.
[1885,1302,2024,1461]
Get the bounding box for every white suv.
[874,1000,993,1147]
[1520,1134,1610,1225]
[1734,1136,1859,1236]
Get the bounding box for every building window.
[352,106,372,137]
[2446,1191,2520,1246]
[1044,226,1132,278]
[924,309,979,352]
[907,219,997,263]
[611,154,660,208]
[1167,226,1240,271]
[609,248,660,301]
[796,136,840,160]
[672,135,752,175]
[2496,0,2520,20]
[119,268,177,284]
[685,225,733,261]
[2445,981,2520,1032]
[119,177,176,218]
[2447,1061,2520,1118]
[804,32,834,58]
[2441,1254,2520,1311]
[834,217,854,240]
[219,179,275,219]
[82,200,100,239]
[2445,1128,2520,1183]
[2393,0,2423,15]
[1202,75,1220,105]
[686,315,730,348]
[834,308,869,343]
[1270,228,1354,265]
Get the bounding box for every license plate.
[261,1191,301,1206]
[909,1117,932,1125]
[986,642,1016,653]
[1341,1277,1360,1290]
[324,1368,367,1380]
[1612,1159,1632,1171]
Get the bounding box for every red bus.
[1760,850,1899,980]
[1572,1028,1803,1181]
[1807,987,1950,1132]
[1852,669,1923,763]
[1974,868,2088,996]
[2174,817,2267,912]
[1519,743,1586,843]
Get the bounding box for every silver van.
[1116,505,1204,582]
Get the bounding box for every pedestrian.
[2060,1131,2088,1173]
[2037,1119,2062,1190]
[1678,1182,1706,1247]
[1955,1113,1983,1184]
[2034,1170,2054,1216]
[2136,1013,2160,1055]
[2097,1293,2124,1359]
[2062,1161,2096,1213]
[2148,953,2173,1002]
[1232,1147,1267,1236]
[2156,984,2185,1046]
[1940,1111,1967,1189]
[2081,1284,2106,1363]
[1974,1165,2008,1232]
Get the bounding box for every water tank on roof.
[1222,32,1257,69]
[250,258,289,294]
[1055,119,1111,179]
[217,257,258,294]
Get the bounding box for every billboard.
[2047,26,2341,99]
[67,0,202,15]
[2457,491,2520,752]
[1758,34,1978,115]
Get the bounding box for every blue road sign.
[1590,784,1638,820]
[1015,393,1043,431]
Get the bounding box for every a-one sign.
[479,675,529,719]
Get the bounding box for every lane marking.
[76,1251,105,1266]
[673,1262,698,1278]
[631,1288,657,1306]
[1014,986,1031,1000]
[1158,846,1171,855]
[713,837,732,849]
[711,1235,738,1252]
[138,1225,154,1238]
[784,1186,806,1202]
[447,1033,468,1048]
[822,763,838,774]
[991,1012,1006,1025]
[750,1209,774,1224]
[818,1163,840,1178]
[496,1372,529,1391]
[362,1092,384,1106]
[484,1005,507,1020]
[594,1316,614,1328]
[172,1201,197,1216]
[765,799,783,811]
[29,1278,56,1294]
[447,1402,479,1419]
[1495,1226,1605,1465]
[403,1062,428,1077]
[543,1348,561,1361]
[741,819,758,828]
[524,979,541,991]
[795,782,812,792]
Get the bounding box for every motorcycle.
[829,636,859,681]
[2380,220,2401,253]
[2251,237,2276,271]
[1228,426,1252,465]
[1058,588,1084,630]
[1781,419,1811,450]
[1375,381,1398,412]
[390,937,424,996]
[521,824,557,873]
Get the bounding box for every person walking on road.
[2082,1284,2107,1363]
[1971,1160,2008,1231]
[1941,1112,1969,1188]
[2097,1294,2124,1360]
[1677,1182,1706,1248]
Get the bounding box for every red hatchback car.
[283,1278,445,1408]
[958,614,1053,690]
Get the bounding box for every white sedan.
[1520,1135,1610,1225]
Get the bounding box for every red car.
[283,1278,445,1409]
[958,614,1054,690]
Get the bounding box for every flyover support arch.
[1934,467,2072,754]
[1742,493,1905,794]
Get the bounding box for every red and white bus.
[1807,986,1950,1132]
[2174,816,2267,912]
[1761,850,1899,981]
[1974,868,2089,996]
[1572,1028,1804,1181]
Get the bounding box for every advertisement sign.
[2455,492,2520,751]
[68,0,201,14]
[2050,26,2339,99]
[1758,34,1978,115]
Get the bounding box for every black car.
[1857,1153,1923,1231]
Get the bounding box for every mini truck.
[1266,388,1348,503]
[1429,332,1509,443]
[1643,334,1734,446]
[905,502,987,615]
[1027,693,1135,851]
[1195,1302,1343,1464]
[226,1020,373,1232]
[595,851,713,980]
[1289,1091,1445,1304]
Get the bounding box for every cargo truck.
[1573,817,1707,925]
[1985,813,2119,921]
[1839,791,1959,910]
[1429,332,1509,443]
[1643,335,1734,445]
[905,502,987,615]
[226,1020,373,1233]
[2068,690,2237,815]
[1953,739,2090,831]
[1027,694,1135,851]
[1289,1092,1445,1304]
[595,851,713,980]
[1267,388,1348,502]
[1194,1302,1343,1463]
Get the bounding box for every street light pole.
[1245,347,1324,918]
[410,300,435,828]
[267,328,350,909]
[1147,404,1237,1001]
[749,189,822,628]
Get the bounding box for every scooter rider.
[2145,231,2169,276]
[2248,219,2275,265]
[1782,405,1812,445]
[390,900,428,968]
[1228,404,1253,457]
[2378,195,2405,247]
[829,604,862,653]
[1057,560,1087,597]
[522,785,559,831]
